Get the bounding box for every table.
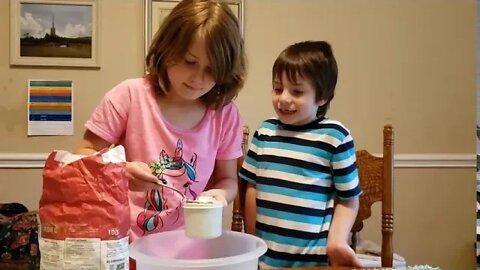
[284,267,390,270]
[283,267,351,270]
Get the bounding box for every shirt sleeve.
[239,129,260,185]
[85,81,130,144]
[216,103,243,160]
[331,133,362,200]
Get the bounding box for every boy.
[239,41,362,269]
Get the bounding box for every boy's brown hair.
[145,0,246,109]
[272,41,338,117]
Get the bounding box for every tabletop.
[282,267,390,270]
[282,267,349,270]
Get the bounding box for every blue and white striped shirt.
[239,117,362,269]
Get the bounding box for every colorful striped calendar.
[28,80,73,135]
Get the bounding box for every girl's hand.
[326,241,363,267]
[199,189,228,206]
[125,161,160,191]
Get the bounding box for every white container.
[129,230,267,270]
[182,196,223,239]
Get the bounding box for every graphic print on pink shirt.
[136,139,198,234]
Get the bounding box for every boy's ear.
[317,98,328,107]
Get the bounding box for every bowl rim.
[129,230,267,268]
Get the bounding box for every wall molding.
[393,154,476,168]
[0,152,476,169]
[0,153,49,168]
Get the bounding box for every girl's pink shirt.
[85,78,243,240]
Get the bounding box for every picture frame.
[10,0,100,68]
[144,0,245,58]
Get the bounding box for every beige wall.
[0,0,476,269]
[0,0,145,152]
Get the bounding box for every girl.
[76,0,246,243]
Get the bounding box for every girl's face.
[166,33,216,103]
[272,72,326,126]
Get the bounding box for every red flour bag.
[38,146,129,270]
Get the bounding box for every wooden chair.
[351,124,394,267]
[231,125,395,267]
[231,125,249,232]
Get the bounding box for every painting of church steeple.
[16,1,96,66]
[50,14,56,37]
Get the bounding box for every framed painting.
[144,0,245,58]
[10,0,100,67]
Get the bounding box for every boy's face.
[272,72,327,126]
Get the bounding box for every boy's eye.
[273,88,282,94]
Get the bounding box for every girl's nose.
[192,67,210,84]
[192,70,204,83]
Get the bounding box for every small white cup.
[182,196,224,239]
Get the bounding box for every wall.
[0,0,145,152]
[0,1,476,269]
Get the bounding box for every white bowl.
[130,230,267,270]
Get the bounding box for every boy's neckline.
[277,116,326,131]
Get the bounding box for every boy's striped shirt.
[239,117,362,269]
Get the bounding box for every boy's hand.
[126,161,160,191]
[326,241,363,267]
[199,189,228,206]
